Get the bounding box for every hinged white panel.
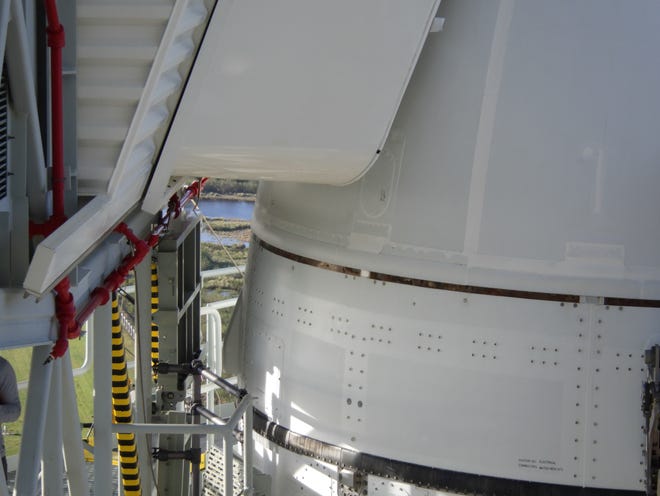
[143,0,440,213]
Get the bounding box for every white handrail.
[201,307,222,376]
[122,265,246,294]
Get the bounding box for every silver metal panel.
[0,289,55,348]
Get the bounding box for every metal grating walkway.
[203,445,245,496]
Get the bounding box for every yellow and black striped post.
[150,261,160,382]
[111,292,142,495]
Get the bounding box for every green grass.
[201,242,248,272]
[200,240,249,336]
[1,336,93,456]
[205,219,250,231]
[202,274,243,305]
[202,178,258,197]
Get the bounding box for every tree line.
[203,179,258,195]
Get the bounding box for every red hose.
[32,0,75,362]
[44,0,66,224]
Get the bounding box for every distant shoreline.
[200,192,256,202]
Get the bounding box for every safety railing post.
[191,374,202,496]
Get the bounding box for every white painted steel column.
[42,359,64,496]
[6,0,47,219]
[61,351,90,496]
[93,303,113,496]
[223,433,233,496]
[13,344,52,496]
[134,257,155,496]
[243,405,253,494]
[205,312,215,419]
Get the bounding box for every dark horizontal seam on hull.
[258,238,660,308]
[252,408,643,496]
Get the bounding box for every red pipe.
[72,224,152,331]
[44,0,66,225]
[49,278,75,361]
[31,0,66,238]
[31,0,76,362]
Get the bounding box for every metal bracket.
[339,469,367,496]
[152,447,201,465]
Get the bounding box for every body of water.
[197,199,254,220]
[201,233,245,244]
[198,199,255,244]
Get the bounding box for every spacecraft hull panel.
[226,1,660,494]
[249,0,660,301]
[240,244,654,491]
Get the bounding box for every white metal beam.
[13,345,53,496]
[0,289,55,349]
[61,351,90,496]
[42,360,64,496]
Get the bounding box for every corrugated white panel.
[76,0,174,194]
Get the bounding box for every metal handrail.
[122,265,246,295]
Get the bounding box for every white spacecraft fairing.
[151,0,660,494]
[13,0,660,494]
